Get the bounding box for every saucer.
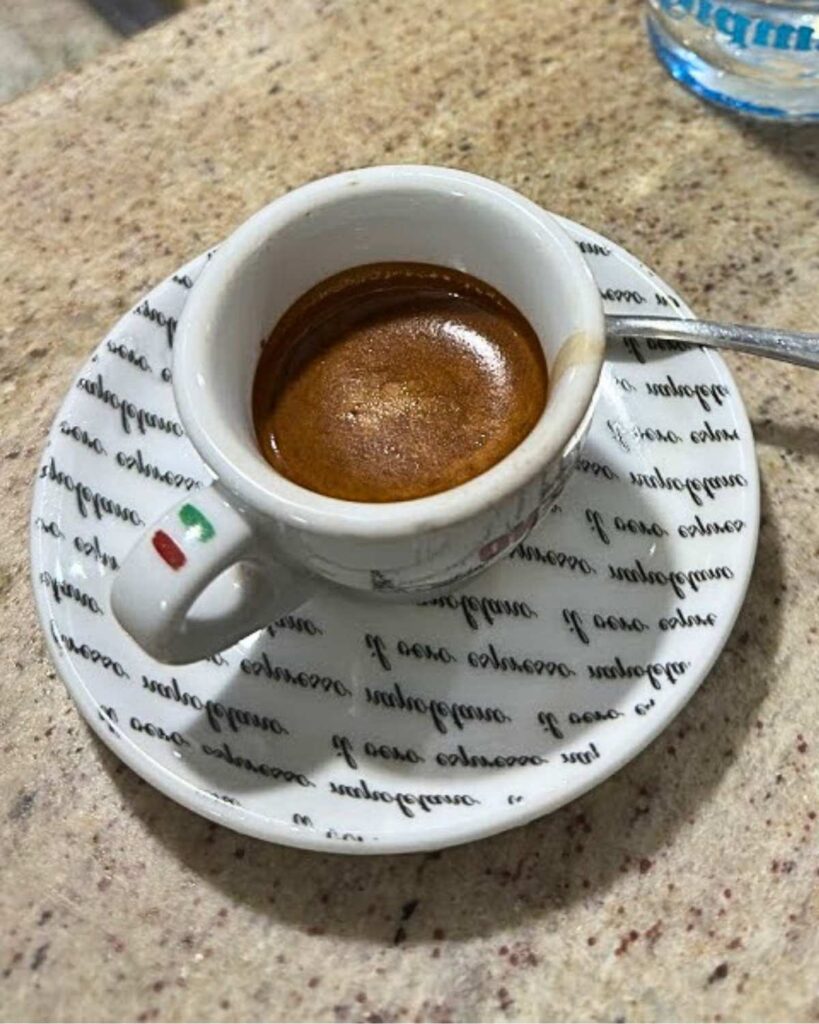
[30,216,759,854]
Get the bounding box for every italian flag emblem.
[152,503,214,569]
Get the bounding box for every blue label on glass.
[658,0,817,50]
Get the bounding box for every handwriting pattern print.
[30,221,759,853]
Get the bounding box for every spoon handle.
[606,315,819,370]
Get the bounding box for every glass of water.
[646,0,819,121]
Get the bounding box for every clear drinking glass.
[646,0,819,121]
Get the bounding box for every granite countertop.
[1,0,818,1020]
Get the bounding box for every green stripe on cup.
[179,503,215,542]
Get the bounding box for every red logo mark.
[479,510,540,562]
[152,530,186,570]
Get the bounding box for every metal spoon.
[606,316,819,369]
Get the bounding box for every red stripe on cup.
[152,530,186,570]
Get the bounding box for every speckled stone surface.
[1,1,818,1021]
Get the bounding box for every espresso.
[252,262,548,502]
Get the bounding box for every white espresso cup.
[111,166,605,663]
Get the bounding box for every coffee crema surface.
[252,262,548,502]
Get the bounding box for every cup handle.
[110,486,311,664]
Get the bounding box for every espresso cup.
[111,166,605,663]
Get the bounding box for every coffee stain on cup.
[550,330,604,391]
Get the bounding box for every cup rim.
[174,165,605,539]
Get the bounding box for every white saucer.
[30,217,759,854]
